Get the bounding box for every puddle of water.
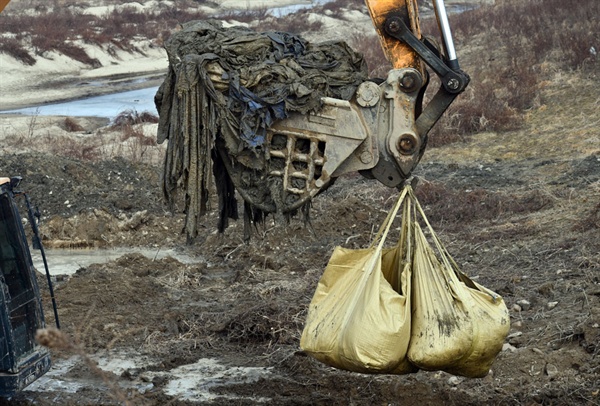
[25,352,154,395]
[153,358,272,403]
[25,356,84,394]
[26,353,272,403]
[31,247,201,276]
[94,351,155,377]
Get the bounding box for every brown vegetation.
[421,0,599,144]
[0,4,209,66]
[415,181,554,229]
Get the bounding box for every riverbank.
[0,37,168,111]
[2,0,317,111]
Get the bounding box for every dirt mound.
[0,153,190,248]
[0,153,163,217]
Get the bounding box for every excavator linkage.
[230,0,470,211]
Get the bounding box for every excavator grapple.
[155,0,470,239]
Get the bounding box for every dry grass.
[349,33,391,78]
[111,109,159,128]
[107,110,160,163]
[0,111,163,164]
[62,117,85,132]
[214,298,305,346]
[574,201,600,232]
[45,135,102,161]
[415,180,555,230]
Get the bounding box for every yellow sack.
[300,188,416,374]
[301,185,509,377]
[406,187,510,378]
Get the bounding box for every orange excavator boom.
[0,0,11,13]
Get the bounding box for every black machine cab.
[0,177,52,395]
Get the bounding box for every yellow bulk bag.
[406,187,510,378]
[300,188,416,374]
[444,276,510,378]
[301,185,509,377]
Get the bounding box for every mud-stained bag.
[443,276,510,378]
[408,223,474,370]
[406,188,510,378]
[300,188,416,374]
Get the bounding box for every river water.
[2,86,160,120]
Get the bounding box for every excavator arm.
[220,0,469,216]
[360,0,470,183]
[366,0,424,71]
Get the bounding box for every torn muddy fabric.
[155,20,368,240]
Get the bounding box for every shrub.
[109,109,159,163]
[574,202,600,232]
[0,37,36,65]
[63,117,85,132]
[46,135,101,161]
[420,0,599,144]
[415,181,553,228]
[217,7,269,24]
[349,33,390,78]
[0,5,209,63]
[111,110,159,129]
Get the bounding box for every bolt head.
[396,133,419,155]
[447,78,460,90]
[359,151,373,164]
[401,75,415,89]
[388,19,401,33]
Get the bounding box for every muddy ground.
[0,68,598,405]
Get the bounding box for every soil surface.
[2,75,599,404]
[0,2,599,406]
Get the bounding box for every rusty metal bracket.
[264,97,378,211]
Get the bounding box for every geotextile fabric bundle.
[154,20,368,239]
[301,185,510,377]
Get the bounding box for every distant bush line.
[0,3,211,66]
